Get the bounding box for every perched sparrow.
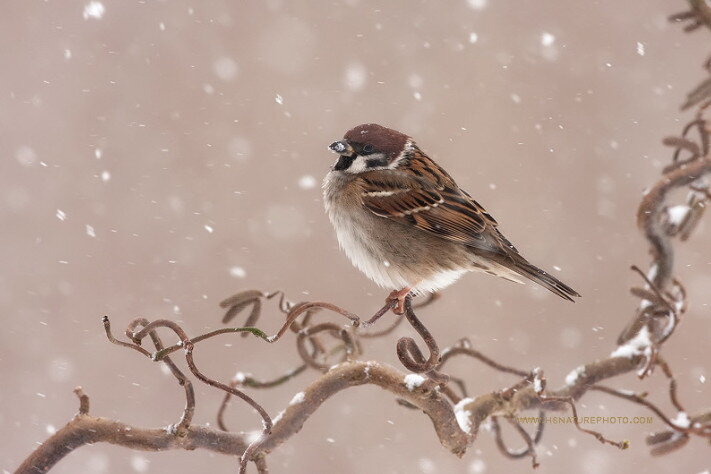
[323,123,579,314]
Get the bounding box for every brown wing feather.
[360,173,443,217]
[355,146,580,301]
[357,150,506,253]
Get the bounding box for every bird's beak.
[328,140,354,155]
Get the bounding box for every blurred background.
[1,0,709,473]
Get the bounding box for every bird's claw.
[386,288,411,315]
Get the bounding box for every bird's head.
[328,123,411,173]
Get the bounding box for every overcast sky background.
[1,1,709,473]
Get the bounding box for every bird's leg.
[386,287,412,315]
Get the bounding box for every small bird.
[322,123,580,314]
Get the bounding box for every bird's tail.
[495,254,581,302]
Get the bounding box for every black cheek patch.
[365,157,389,168]
[334,154,356,171]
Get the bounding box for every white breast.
[326,201,407,289]
[322,171,468,293]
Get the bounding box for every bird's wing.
[357,151,580,301]
[357,166,514,255]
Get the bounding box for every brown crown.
[344,123,409,158]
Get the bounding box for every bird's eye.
[362,144,374,154]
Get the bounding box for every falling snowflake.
[466,0,488,10]
[16,146,37,166]
[213,57,239,81]
[344,62,367,91]
[541,32,555,46]
[229,266,247,278]
[469,458,487,473]
[83,1,105,20]
[418,457,435,473]
[408,74,423,89]
[130,455,149,472]
[298,175,317,189]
